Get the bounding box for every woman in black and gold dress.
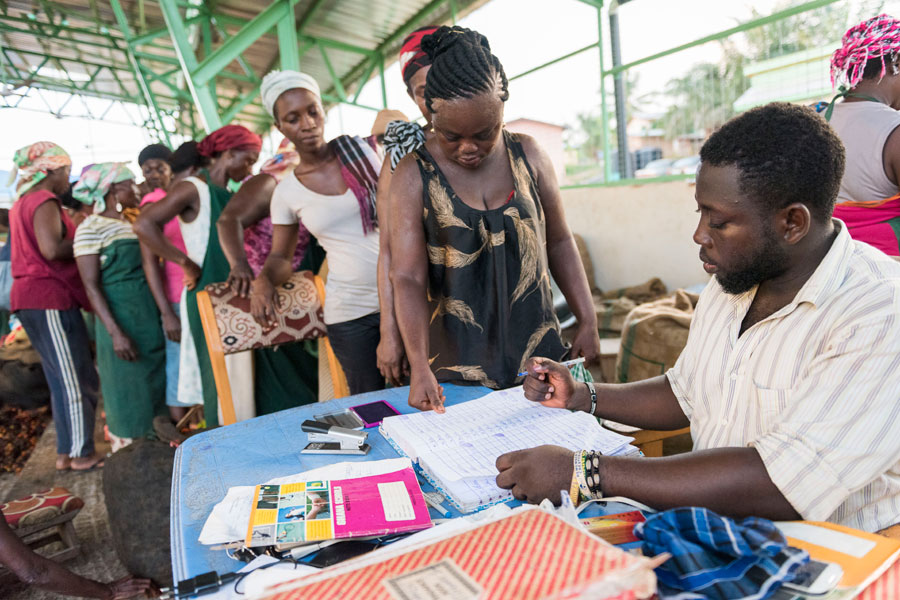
[390,26,600,411]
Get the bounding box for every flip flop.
[71,457,105,472]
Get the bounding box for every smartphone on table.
[350,400,401,428]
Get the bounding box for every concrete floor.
[2,414,141,599]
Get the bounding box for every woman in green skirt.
[73,162,166,450]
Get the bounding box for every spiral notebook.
[380,387,640,513]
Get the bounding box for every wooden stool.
[1,487,84,569]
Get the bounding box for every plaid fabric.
[635,507,809,600]
[329,135,382,234]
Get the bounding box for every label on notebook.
[378,481,416,521]
[383,558,483,600]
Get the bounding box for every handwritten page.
[381,387,638,512]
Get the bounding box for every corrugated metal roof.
[0,0,489,135]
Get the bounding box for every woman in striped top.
[73,163,166,451]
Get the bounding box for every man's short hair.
[700,102,846,222]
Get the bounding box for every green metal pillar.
[158,0,222,131]
[379,54,387,108]
[277,0,300,71]
[596,3,611,182]
[109,0,173,146]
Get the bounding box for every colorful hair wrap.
[260,137,300,183]
[197,124,262,158]
[8,142,71,199]
[831,14,900,88]
[72,162,135,213]
[400,26,439,87]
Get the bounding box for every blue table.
[170,384,490,582]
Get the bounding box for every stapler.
[300,420,370,455]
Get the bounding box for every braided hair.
[421,26,509,113]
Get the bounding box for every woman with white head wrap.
[72,162,166,451]
[251,69,387,395]
[216,72,327,415]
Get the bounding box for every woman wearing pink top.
[138,143,198,421]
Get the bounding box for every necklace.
[822,86,884,121]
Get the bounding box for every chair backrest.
[196,270,348,426]
[204,270,326,354]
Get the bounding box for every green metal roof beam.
[130,15,206,46]
[336,0,449,101]
[4,46,132,74]
[211,20,258,80]
[509,41,598,81]
[110,0,173,146]
[296,0,328,34]
[0,14,123,46]
[319,43,346,101]
[299,35,376,57]
[192,1,298,86]
[158,0,221,131]
[352,56,378,103]
[278,8,301,71]
[605,0,843,77]
[132,50,181,66]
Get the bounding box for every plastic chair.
[196,270,349,426]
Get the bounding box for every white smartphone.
[780,559,843,596]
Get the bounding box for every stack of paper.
[381,387,640,513]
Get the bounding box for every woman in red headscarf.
[134,125,260,427]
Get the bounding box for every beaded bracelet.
[573,450,592,499]
[583,450,604,499]
[568,468,581,505]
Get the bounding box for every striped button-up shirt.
[667,221,900,533]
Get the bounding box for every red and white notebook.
[258,508,658,599]
[244,467,432,548]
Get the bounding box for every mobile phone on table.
[780,559,843,596]
[350,400,401,428]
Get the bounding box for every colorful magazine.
[244,467,432,548]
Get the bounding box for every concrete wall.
[560,181,710,292]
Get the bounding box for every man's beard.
[716,231,789,295]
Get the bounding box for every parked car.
[667,155,701,176]
[635,158,674,179]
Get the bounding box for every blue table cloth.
[170,384,490,582]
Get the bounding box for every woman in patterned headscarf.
[7,142,105,471]
[72,163,166,451]
[134,126,261,427]
[827,14,900,256]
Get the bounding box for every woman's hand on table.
[408,367,446,413]
[495,445,575,505]
[250,275,278,327]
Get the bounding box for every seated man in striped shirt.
[495,102,900,535]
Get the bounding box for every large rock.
[103,439,175,587]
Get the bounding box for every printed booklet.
[244,467,432,548]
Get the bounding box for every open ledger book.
[380,386,640,513]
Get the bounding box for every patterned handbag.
[203,270,326,355]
